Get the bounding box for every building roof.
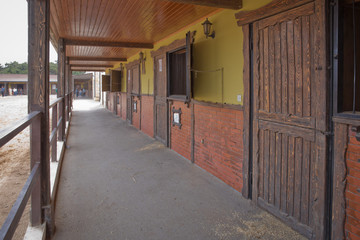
[0,74,58,83]
[73,73,93,81]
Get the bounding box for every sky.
[0,0,58,65]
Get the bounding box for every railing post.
[65,95,69,123]
[70,92,73,112]
[28,0,54,235]
[51,106,57,162]
[30,116,41,226]
[57,38,66,141]
[58,99,64,140]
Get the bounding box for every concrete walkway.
[53,100,306,240]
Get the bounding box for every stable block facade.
[101,1,360,239]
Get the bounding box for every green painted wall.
[109,0,272,105]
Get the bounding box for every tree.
[73,71,86,75]
[0,61,86,75]
[50,62,58,74]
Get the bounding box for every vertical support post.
[58,38,65,141]
[4,83,8,96]
[65,61,70,123]
[51,106,57,162]
[28,0,53,234]
[69,66,73,114]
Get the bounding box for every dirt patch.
[212,211,307,240]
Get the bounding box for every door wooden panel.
[129,64,140,125]
[252,3,325,238]
[126,96,131,123]
[132,65,140,95]
[154,55,167,144]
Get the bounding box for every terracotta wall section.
[132,96,141,130]
[116,93,121,117]
[346,130,360,240]
[107,92,113,112]
[141,95,154,137]
[170,101,192,161]
[121,93,127,120]
[194,104,243,192]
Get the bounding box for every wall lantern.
[202,18,215,39]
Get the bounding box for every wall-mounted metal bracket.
[133,100,137,113]
[172,107,182,129]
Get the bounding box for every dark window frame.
[333,0,360,119]
[167,47,187,101]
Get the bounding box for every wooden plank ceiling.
[50,0,241,71]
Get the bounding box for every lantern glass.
[201,18,215,39]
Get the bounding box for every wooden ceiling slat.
[113,0,139,41]
[71,68,106,72]
[64,0,72,37]
[93,0,112,38]
[84,0,93,37]
[100,0,124,38]
[65,39,154,48]
[69,57,127,61]
[165,0,242,9]
[51,0,218,59]
[50,0,60,35]
[71,64,113,68]
[87,0,100,37]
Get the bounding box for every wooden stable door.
[154,55,167,145]
[131,64,141,126]
[251,3,327,239]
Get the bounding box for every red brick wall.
[141,95,154,137]
[194,104,243,192]
[132,96,141,130]
[121,93,127,120]
[345,129,360,240]
[170,101,192,161]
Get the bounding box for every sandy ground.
[0,95,55,240]
[0,96,30,240]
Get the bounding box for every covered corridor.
[53,99,305,240]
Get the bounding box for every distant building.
[73,73,93,98]
[0,74,58,95]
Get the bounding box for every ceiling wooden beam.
[65,39,154,49]
[71,68,106,72]
[69,57,127,62]
[71,64,113,68]
[165,0,242,9]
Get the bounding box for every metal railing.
[0,92,73,240]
